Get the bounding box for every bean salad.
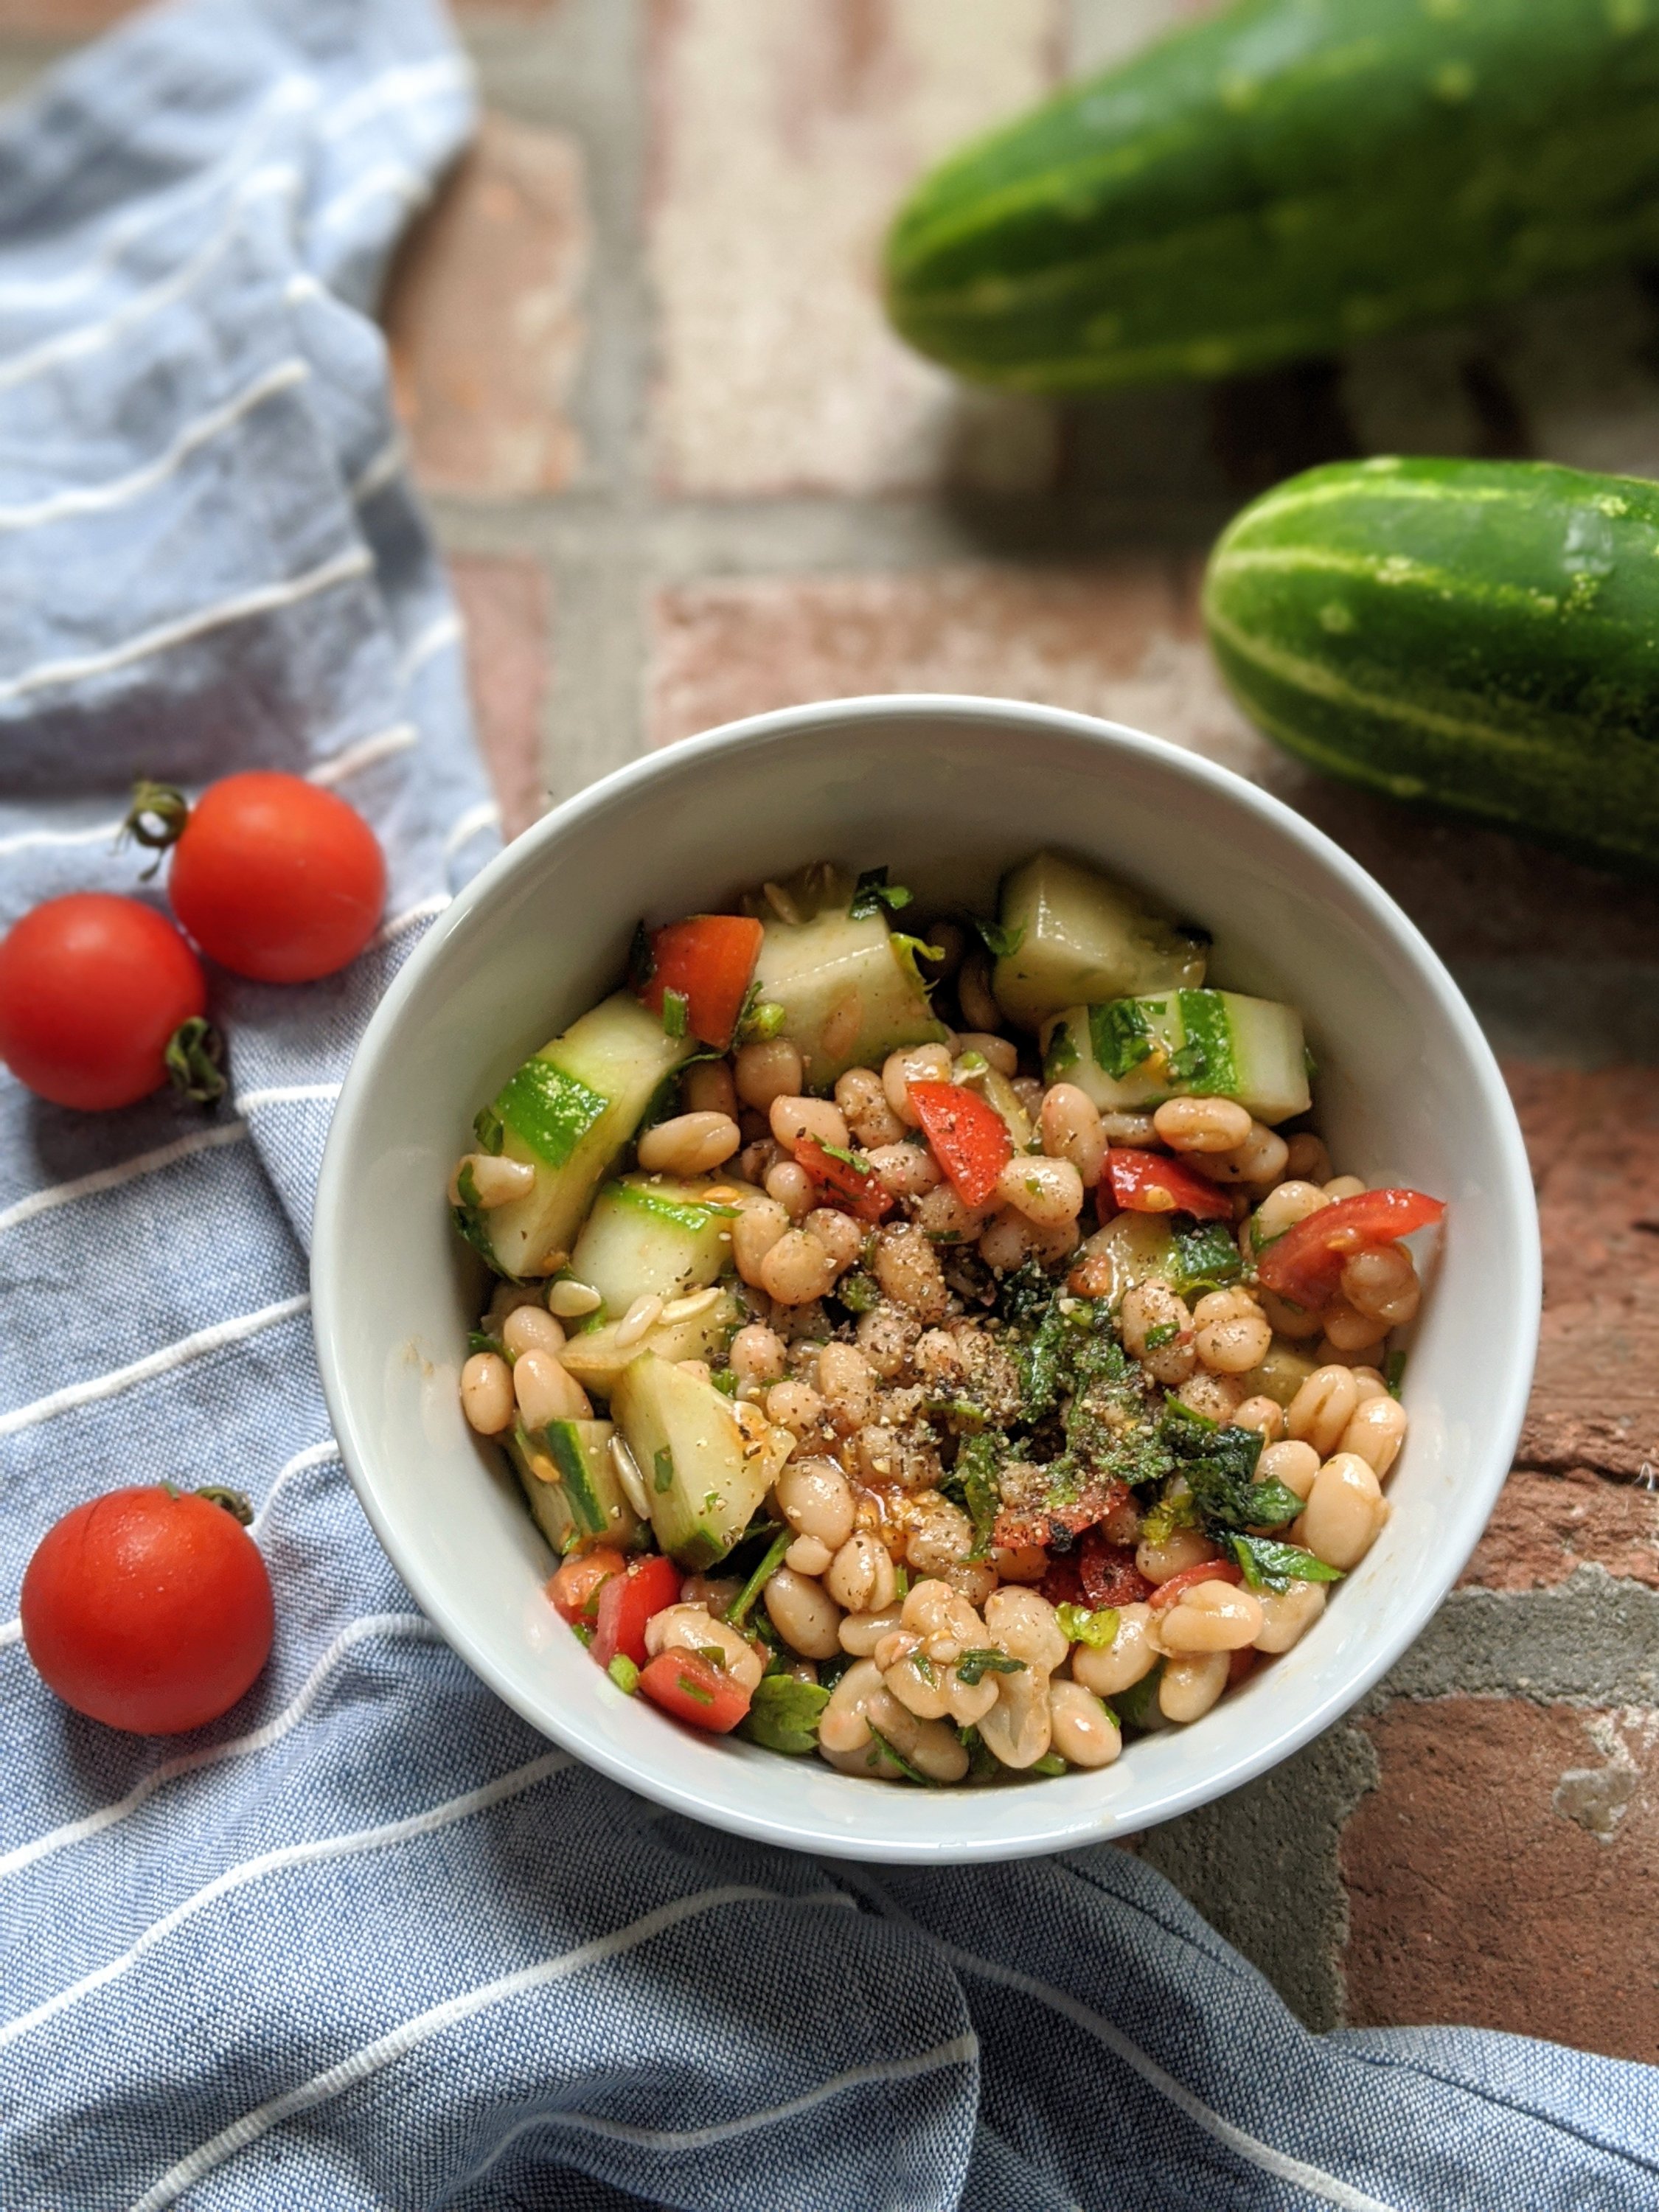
[451,853,1444,1787]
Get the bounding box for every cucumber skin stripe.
[1203,456,1659,877]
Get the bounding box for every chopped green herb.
[816,1138,873,1176]
[1030,1752,1068,1778]
[676,1672,716,1705]
[835,1270,881,1314]
[739,1674,830,1754]
[942,1431,1002,1559]
[1169,1220,1244,1298]
[911,1649,934,1685]
[894,1564,911,1599]
[724,1527,792,1631]
[849,865,914,921]
[472,1105,505,1155]
[606,1654,640,1694]
[1144,1321,1178,1351]
[627,921,655,995]
[712,1368,740,1397]
[653,1447,675,1495]
[465,1329,502,1357]
[1113,1664,1164,1731]
[866,1725,937,1786]
[970,914,1024,960]
[1304,1043,1319,1081]
[661,987,689,1040]
[1165,1037,1209,1085]
[954,1648,1026,1687]
[891,933,947,996]
[1088,1000,1157,1081]
[1385,1349,1408,1399]
[1043,1021,1080,1079]
[1056,1602,1120,1649]
[571,1622,594,1649]
[1167,1420,1305,1535]
[1231,1535,1343,1592]
[1137,1485,1201,1545]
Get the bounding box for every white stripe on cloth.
[374,892,451,945]
[397,611,462,685]
[0,1293,311,1439]
[307,721,418,786]
[0,546,372,706]
[0,1122,249,1236]
[917,1921,1402,2212]
[234,1082,341,1113]
[0,359,309,532]
[442,799,500,857]
[0,815,123,859]
[317,55,473,144]
[445,2033,980,2201]
[125,1885,861,2212]
[0,1750,572,2050]
[251,1438,341,1534]
[349,434,406,504]
[0,163,300,397]
[0,1613,442,1881]
[311,161,431,240]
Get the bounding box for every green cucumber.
[1044,990,1309,1124]
[568,1176,742,1316]
[560,1287,742,1401]
[506,1417,644,1556]
[886,0,1659,393]
[753,902,945,1089]
[992,853,1205,1032]
[611,1351,795,1571]
[468,992,693,1279]
[1204,456,1659,874]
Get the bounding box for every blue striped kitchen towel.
[0,4,1655,2208]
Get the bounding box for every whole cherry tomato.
[0,893,220,1110]
[21,1485,274,1734]
[133,771,386,984]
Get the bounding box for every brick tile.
[1343,1699,1659,2059]
[1464,1469,1659,1593]
[450,554,552,840]
[647,0,1060,495]
[647,562,1274,776]
[383,111,588,498]
[1508,1065,1659,1483]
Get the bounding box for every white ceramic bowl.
[313,696,1540,1864]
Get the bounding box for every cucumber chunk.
[506,1416,645,1556]
[1043,989,1310,1124]
[471,992,694,1279]
[611,1351,796,1570]
[560,1287,742,1400]
[568,1176,745,1317]
[753,903,945,1089]
[992,852,1206,1030]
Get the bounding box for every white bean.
[1158,1580,1265,1653]
[827,1533,899,1613]
[776,1456,856,1548]
[764,1568,843,1659]
[1040,1082,1106,1188]
[1339,1394,1408,1478]
[1299,1452,1386,1570]
[636,1112,741,1176]
[734,1038,804,1111]
[1158,1651,1229,1724]
[1071,1604,1159,1697]
[769,1094,852,1156]
[460,1351,514,1434]
[982,1585,1068,1672]
[1252,1579,1327,1654]
[501,1305,566,1360]
[512,1348,591,1426]
[1048,1680,1123,1768]
[978,1666,1052,1770]
[759,1230,841,1307]
[994,1153,1084,1226]
[882,1043,953,1127]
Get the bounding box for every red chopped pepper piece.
[1077,1528,1152,1610]
[907,1079,1012,1208]
[638,1649,751,1733]
[794,1135,894,1223]
[1255,1186,1446,1312]
[546,1546,627,1625]
[1105,1147,1234,1223]
[636,914,763,1051]
[1147,1559,1244,1611]
[1228,1646,1259,1688]
[591,1553,682,1671]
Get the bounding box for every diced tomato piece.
[907,1080,1012,1207]
[546,1546,627,1624]
[1147,1559,1244,1610]
[794,1135,894,1223]
[1255,1186,1446,1312]
[639,1649,751,1733]
[1039,1555,1084,1610]
[1077,1528,1152,1610]
[636,914,763,1052]
[1105,1147,1234,1223]
[1228,1646,1259,1687]
[591,1553,683,1670]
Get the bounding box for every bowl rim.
[313,692,1542,1862]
